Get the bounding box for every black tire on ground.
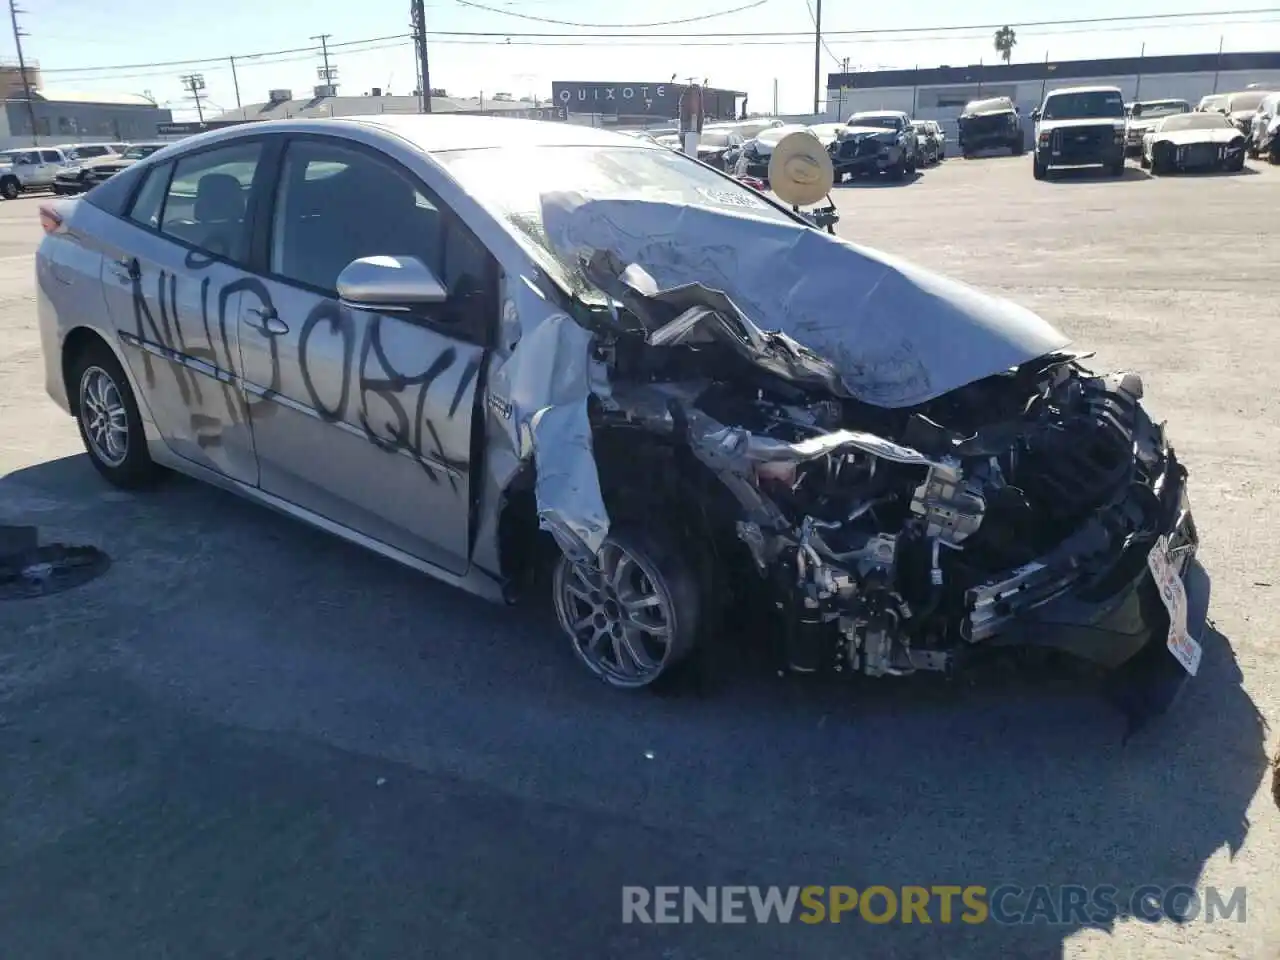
[67,335,160,489]
[1011,139,1025,156]
[1108,161,1125,177]
[889,158,907,180]
[1150,156,1165,175]
[1228,151,1246,172]
[1033,157,1047,180]
[552,522,702,690]
[963,150,974,160]
[1270,147,1280,165]
[1138,152,1150,169]
[0,177,19,200]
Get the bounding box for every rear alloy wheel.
[553,525,700,690]
[70,338,159,488]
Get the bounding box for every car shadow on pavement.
[1147,165,1260,179]
[0,453,1271,959]
[833,171,924,189]
[1042,166,1153,184]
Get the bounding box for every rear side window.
[77,145,108,158]
[40,150,61,163]
[128,161,173,229]
[159,143,262,263]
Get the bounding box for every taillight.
[38,203,63,235]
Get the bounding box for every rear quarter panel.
[36,199,132,415]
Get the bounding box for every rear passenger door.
[237,135,496,574]
[98,138,275,484]
[38,150,65,185]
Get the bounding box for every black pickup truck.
[957,96,1024,157]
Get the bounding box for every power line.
[451,0,768,27]
[805,0,841,66]
[34,7,1280,82]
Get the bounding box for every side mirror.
[1031,108,1042,122]
[336,255,447,312]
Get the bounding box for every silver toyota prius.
[35,115,1207,728]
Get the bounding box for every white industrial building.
[825,51,1280,147]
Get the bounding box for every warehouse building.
[0,61,173,149]
[211,87,562,124]
[825,50,1280,146]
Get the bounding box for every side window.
[128,161,173,230]
[40,150,61,163]
[159,142,261,263]
[270,139,446,295]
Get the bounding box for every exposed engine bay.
[575,251,1187,680]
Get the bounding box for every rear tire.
[68,337,159,489]
[1011,139,1025,156]
[1033,156,1047,180]
[0,177,19,200]
[1108,160,1125,177]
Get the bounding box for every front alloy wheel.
[0,178,18,200]
[553,526,699,689]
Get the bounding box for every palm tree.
[994,26,1017,65]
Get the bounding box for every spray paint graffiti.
[123,255,478,482]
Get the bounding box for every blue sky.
[9,0,1279,118]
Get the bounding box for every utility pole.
[312,34,337,93]
[411,0,431,112]
[180,73,207,123]
[812,0,822,115]
[8,0,39,145]
[229,56,242,109]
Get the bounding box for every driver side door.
[237,135,497,576]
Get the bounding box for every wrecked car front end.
[439,145,1208,727]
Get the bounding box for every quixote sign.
[552,81,742,120]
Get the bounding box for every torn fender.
[486,274,609,561]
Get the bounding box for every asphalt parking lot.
[1,154,1278,959]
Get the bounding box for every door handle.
[246,306,288,336]
[112,256,139,282]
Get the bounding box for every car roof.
[1045,85,1122,96]
[336,114,644,152]
[1135,98,1188,106]
[850,110,906,118]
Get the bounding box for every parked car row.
[0,141,173,200]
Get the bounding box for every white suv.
[0,143,123,198]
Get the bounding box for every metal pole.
[413,0,431,112]
[1212,35,1223,93]
[8,0,39,145]
[812,0,822,115]
[1040,51,1049,106]
[911,64,918,116]
[1134,43,1145,101]
[229,56,242,109]
[773,77,778,116]
[311,34,332,87]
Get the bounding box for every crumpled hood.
[844,125,895,138]
[540,192,1070,408]
[1154,128,1244,146]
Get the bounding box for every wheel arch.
[60,325,148,424]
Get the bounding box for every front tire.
[553,524,701,690]
[1011,138,1025,156]
[69,337,159,488]
[0,177,19,200]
